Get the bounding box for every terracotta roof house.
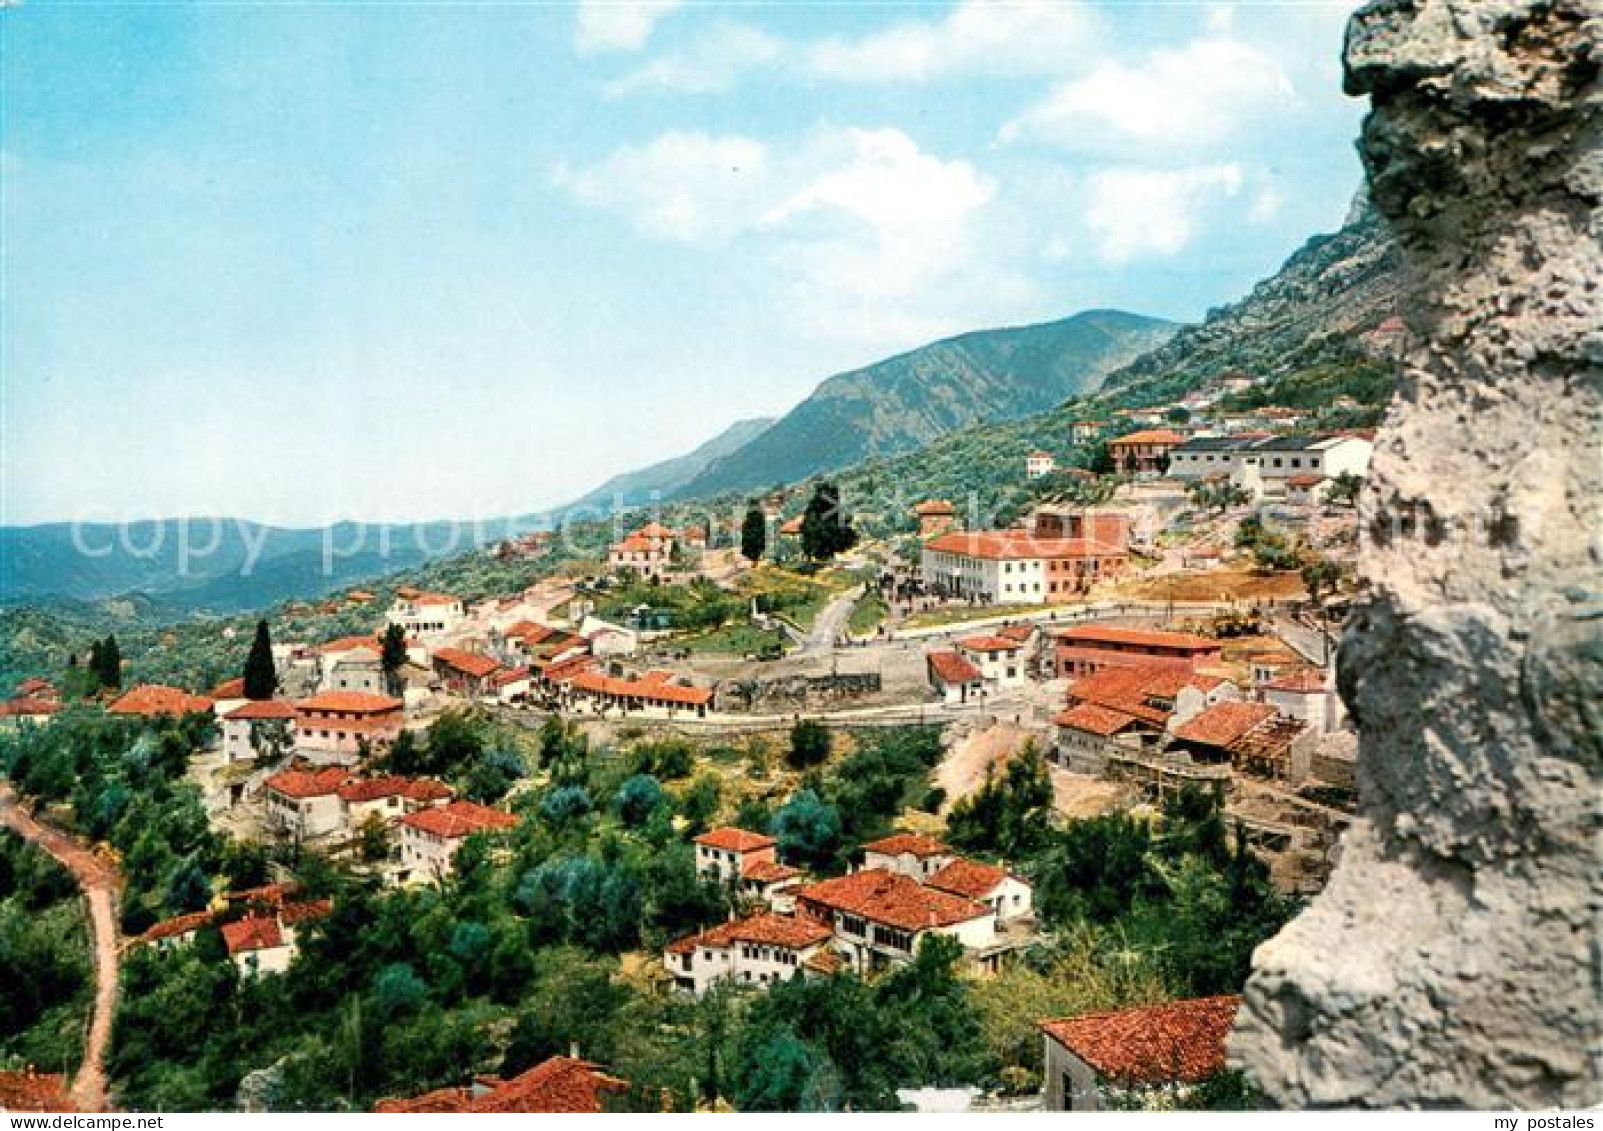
[221,915,292,975]
[861,833,957,880]
[694,826,778,884]
[926,649,984,704]
[107,684,216,717]
[1052,624,1224,679]
[0,696,62,727]
[375,1057,628,1114]
[396,801,519,883]
[1040,996,1242,1110]
[1171,701,1311,780]
[431,647,504,696]
[0,1069,76,1112]
[664,912,834,994]
[795,868,996,971]
[921,529,1128,605]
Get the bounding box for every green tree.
[242,619,277,700]
[1299,555,1345,608]
[799,483,856,562]
[771,789,841,868]
[946,742,1054,859]
[787,719,831,770]
[93,634,122,690]
[741,504,768,564]
[380,623,409,694]
[1326,470,1363,508]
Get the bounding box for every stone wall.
[1231,0,1601,1108]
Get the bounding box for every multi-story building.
[794,869,996,973]
[694,827,778,883]
[921,527,1129,605]
[220,699,298,762]
[954,634,1027,688]
[607,522,678,579]
[1107,429,1185,476]
[1050,625,1224,679]
[1026,450,1057,479]
[663,913,835,995]
[262,765,352,840]
[396,800,519,883]
[386,588,465,638]
[292,690,405,762]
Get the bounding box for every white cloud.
[556,125,1013,347]
[805,1,1097,83]
[574,0,682,56]
[604,22,783,95]
[1249,183,1284,223]
[1000,37,1294,152]
[1085,164,1243,263]
[552,131,771,244]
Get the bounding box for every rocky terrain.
[1232,0,1602,1108]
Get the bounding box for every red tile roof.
[924,530,1125,561]
[1040,996,1242,1085]
[221,915,284,955]
[1063,664,1225,726]
[1263,668,1329,693]
[695,826,775,852]
[15,678,57,698]
[0,1069,76,1112]
[996,624,1036,643]
[279,899,333,926]
[0,697,62,718]
[927,650,983,685]
[741,858,802,884]
[570,668,712,707]
[317,634,385,655]
[927,857,1010,900]
[779,516,804,535]
[957,634,1024,653]
[797,868,989,933]
[138,909,218,944]
[490,666,532,689]
[210,677,247,699]
[666,912,832,955]
[399,800,518,839]
[337,775,452,804]
[223,699,298,721]
[264,766,352,799]
[1109,429,1185,446]
[1055,625,1219,651]
[431,647,503,679]
[914,500,955,515]
[862,833,951,858]
[225,881,301,909]
[1053,701,1142,736]
[107,684,216,717]
[1172,701,1279,748]
[1285,473,1327,488]
[376,1058,628,1114]
[295,690,403,714]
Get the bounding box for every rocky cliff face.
[1231,0,1601,1109]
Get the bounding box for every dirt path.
[0,783,121,1113]
[934,721,1034,811]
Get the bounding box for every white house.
[396,800,519,883]
[338,775,453,830]
[664,913,834,995]
[1025,450,1057,479]
[920,530,1129,605]
[386,588,465,638]
[794,869,998,974]
[926,650,985,705]
[1261,668,1346,735]
[954,635,1027,688]
[862,833,957,881]
[926,858,1034,925]
[1041,996,1241,1111]
[222,916,295,977]
[693,827,778,884]
[261,765,351,840]
[220,699,298,763]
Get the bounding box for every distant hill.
[1098,194,1401,399]
[0,519,497,612]
[803,195,1403,525]
[561,417,775,513]
[670,310,1177,500]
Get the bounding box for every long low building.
[1051,625,1223,678]
[1167,433,1372,494]
[920,530,1129,605]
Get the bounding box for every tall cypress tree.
[380,623,408,696]
[242,619,277,700]
[740,504,767,564]
[97,634,122,690]
[800,482,856,562]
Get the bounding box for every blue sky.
[2,1,1364,526]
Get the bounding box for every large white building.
[1168,433,1373,496]
[664,913,835,995]
[920,527,1129,605]
[396,800,519,883]
[386,588,466,638]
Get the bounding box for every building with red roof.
[1260,666,1344,735]
[0,696,62,729]
[292,689,404,761]
[430,646,503,696]
[955,634,1027,688]
[1051,623,1224,679]
[386,589,465,638]
[927,858,1033,923]
[795,868,995,972]
[220,698,297,763]
[607,521,680,579]
[664,912,834,995]
[1025,450,1057,479]
[107,684,215,718]
[1108,429,1185,476]
[262,764,353,839]
[926,649,984,704]
[221,915,291,975]
[566,667,712,718]
[1170,700,1312,780]
[861,833,956,880]
[921,525,1129,605]
[694,826,777,883]
[1040,996,1242,1110]
[396,801,518,882]
[375,1057,628,1114]
[338,774,453,828]
[1052,663,1240,773]
[913,499,956,537]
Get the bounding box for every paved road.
[800,585,864,655]
[0,783,122,1113]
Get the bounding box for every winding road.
[0,783,121,1113]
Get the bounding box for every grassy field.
[902,601,1057,630]
[848,590,889,636]
[1112,568,1306,602]
[733,565,850,630]
[679,621,789,656]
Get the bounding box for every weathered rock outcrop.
[1231,0,1601,1109]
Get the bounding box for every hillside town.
[2,386,1372,1113]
